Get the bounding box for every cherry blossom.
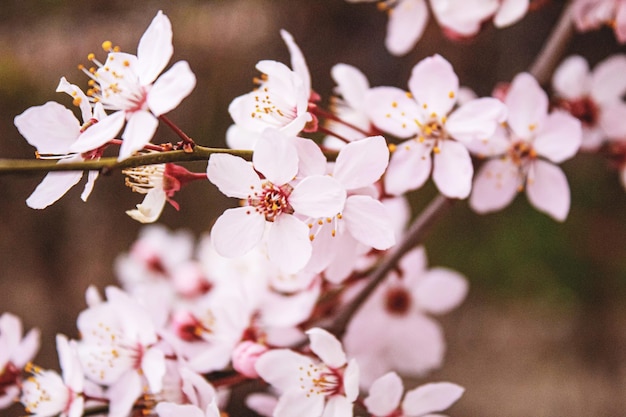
[552,54,626,150]
[343,247,468,386]
[0,313,40,409]
[469,72,582,221]
[572,0,626,43]
[20,335,84,417]
[366,54,507,198]
[254,327,360,417]
[68,10,196,160]
[155,399,220,417]
[364,371,464,417]
[207,129,346,273]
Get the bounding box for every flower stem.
[158,114,195,146]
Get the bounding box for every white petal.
[321,395,353,417]
[107,372,142,417]
[385,0,429,56]
[15,102,81,153]
[155,403,205,417]
[552,55,590,100]
[274,390,324,417]
[207,153,261,198]
[148,61,196,116]
[384,140,432,195]
[293,137,327,177]
[253,130,299,185]
[526,160,570,222]
[469,158,519,214]
[446,98,508,143]
[364,372,403,416]
[533,111,582,163]
[119,111,159,160]
[600,102,626,139]
[408,55,459,118]
[70,110,126,153]
[431,0,498,35]
[415,268,468,315]
[432,141,473,199]
[27,169,84,209]
[255,349,313,391]
[505,73,548,139]
[343,195,395,250]
[333,136,389,189]
[211,207,266,257]
[464,125,510,157]
[225,124,261,150]
[343,359,360,402]
[306,328,346,369]
[56,77,93,123]
[365,87,421,138]
[126,188,167,224]
[331,63,370,110]
[137,10,173,85]
[268,214,312,273]
[290,176,346,218]
[80,171,100,202]
[590,54,626,103]
[280,29,311,93]
[401,382,464,416]
[141,347,166,393]
[494,0,529,27]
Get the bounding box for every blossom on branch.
[572,0,626,43]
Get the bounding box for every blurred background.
[1,0,625,416]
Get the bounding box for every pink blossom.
[469,73,582,221]
[231,341,268,378]
[366,54,507,198]
[572,0,626,43]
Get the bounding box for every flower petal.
[469,158,519,214]
[15,102,81,153]
[119,110,159,160]
[364,372,403,416]
[533,111,582,163]
[290,176,346,218]
[126,188,167,224]
[255,349,313,392]
[600,101,626,139]
[333,136,389,189]
[321,395,353,417]
[56,77,93,123]
[27,167,84,209]
[208,153,261,198]
[211,207,266,257]
[253,129,299,185]
[148,61,196,116]
[494,0,529,27]
[280,29,311,93]
[331,63,370,110]
[505,73,548,140]
[137,10,173,85]
[70,110,126,154]
[268,214,312,273]
[384,140,432,195]
[81,171,100,202]
[526,160,570,222]
[141,347,166,393]
[343,195,395,250]
[365,87,421,138]
[306,328,347,369]
[293,137,327,177]
[385,0,429,56]
[414,267,468,315]
[408,55,459,118]
[432,140,473,199]
[590,53,626,103]
[552,55,590,100]
[446,97,507,143]
[401,382,464,416]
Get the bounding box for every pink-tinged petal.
[207,153,262,199]
[415,268,468,315]
[70,110,125,153]
[67,396,85,417]
[494,0,529,27]
[526,160,570,222]
[505,73,548,140]
[399,246,428,277]
[469,158,519,214]
[13,328,40,368]
[0,386,20,408]
[432,141,473,199]
[331,63,370,110]
[408,55,459,118]
[343,195,395,250]
[268,215,312,273]
[446,98,507,143]
[137,10,173,85]
[552,55,590,100]
[255,349,313,391]
[616,2,626,42]
[290,176,346,218]
[15,102,81,153]
[401,382,464,416]
[364,372,403,416]
[56,77,93,123]
[253,130,299,185]
[261,284,320,327]
[464,125,510,157]
[386,0,429,56]
[225,124,261,150]
[343,358,360,402]
[280,30,311,93]
[81,171,100,202]
[148,61,196,116]
[107,371,142,417]
[333,136,389,189]
[365,87,421,138]
[141,347,166,393]
[590,54,626,103]
[432,0,498,35]
[274,390,324,417]
[155,403,205,417]
[26,169,83,209]
[56,335,82,391]
[321,395,353,417]
[293,137,327,177]
[119,110,159,160]
[211,207,266,257]
[384,140,432,195]
[245,393,278,417]
[306,328,347,369]
[600,101,626,139]
[533,111,582,163]
[126,188,167,224]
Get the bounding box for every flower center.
[298,363,343,398]
[250,74,298,127]
[0,362,20,396]
[248,182,294,222]
[508,140,537,166]
[557,97,599,127]
[385,286,412,315]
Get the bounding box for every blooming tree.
[0,2,624,417]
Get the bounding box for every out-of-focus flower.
[68,10,196,160]
[366,54,507,198]
[572,0,626,43]
[255,328,360,417]
[469,73,582,221]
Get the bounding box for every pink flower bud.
[231,341,268,378]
